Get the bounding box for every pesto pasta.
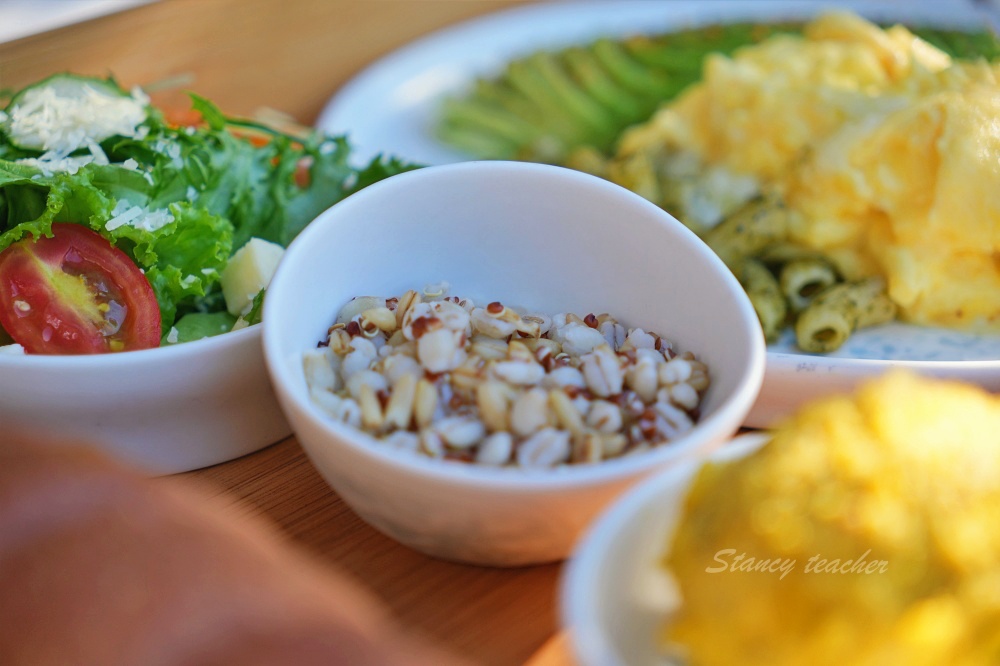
[794,278,898,353]
[738,258,787,343]
[778,258,839,313]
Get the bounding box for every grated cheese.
[106,199,175,233]
[17,154,96,176]
[154,139,183,168]
[6,83,148,155]
[16,137,111,176]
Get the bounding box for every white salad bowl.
[0,326,290,475]
[262,161,765,566]
[561,433,768,666]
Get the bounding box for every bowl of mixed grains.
[262,161,765,565]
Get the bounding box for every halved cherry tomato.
[293,156,313,188]
[0,224,161,354]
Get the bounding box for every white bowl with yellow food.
[261,160,766,566]
[561,432,767,666]
[563,371,1000,666]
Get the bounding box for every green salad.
[0,74,414,354]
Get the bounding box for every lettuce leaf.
[282,149,417,244]
[162,311,237,346]
[244,288,266,327]
[0,161,52,245]
[125,202,233,329]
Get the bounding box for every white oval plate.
[316,0,1000,427]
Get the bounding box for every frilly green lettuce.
[0,80,418,339]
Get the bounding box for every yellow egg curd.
[619,11,1000,331]
[662,371,1000,665]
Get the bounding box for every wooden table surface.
[185,436,566,666]
[2,2,570,664]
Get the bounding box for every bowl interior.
[265,161,764,480]
[561,433,769,666]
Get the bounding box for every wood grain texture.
[0,0,533,124]
[525,633,576,666]
[187,437,562,666]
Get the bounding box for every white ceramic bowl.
[262,161,766,566]
[561,433,768,666]
[0,326,291,475]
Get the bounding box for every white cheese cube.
[220,238,285,316]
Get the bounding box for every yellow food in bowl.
[662,371,1000,665]
[617,11,1000,331]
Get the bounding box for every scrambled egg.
[617,12,1000,331]
[663,371,1000,665]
